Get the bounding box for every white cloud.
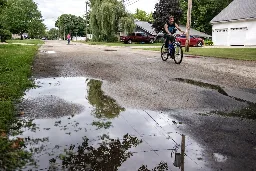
[34,0,159,29]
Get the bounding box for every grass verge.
[6,39,43,45]
[141,47,256,61]
[0,44,40,170]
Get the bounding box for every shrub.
[204,40,213,46]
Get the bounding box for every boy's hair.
[166,15,175,23]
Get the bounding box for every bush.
[0,29,12,42]
[204,40,213,46]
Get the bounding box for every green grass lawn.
[141,47,256,61]
[6,39,44,45]
[0,44,40,169]
[80,41,162,47]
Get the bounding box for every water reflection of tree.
[58,134,142,171]
[87,80,125,119]
[138,162,169,171]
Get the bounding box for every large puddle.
[17,77,210,170]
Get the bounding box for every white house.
[211,0,256,46]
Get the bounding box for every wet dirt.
[15,41,256,171]
[17,77,210,171]
[173,78,256,120]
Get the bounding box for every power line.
[123,0,141,7]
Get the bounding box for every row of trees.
[152,0,233,35]
[55,14,88,40]
[0,0,46,42]
[84,0,233,42]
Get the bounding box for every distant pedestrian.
[67,33,71,45]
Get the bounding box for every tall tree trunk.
[20,33,23,40]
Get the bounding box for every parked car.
[175,34,204,47]
[120,32,155,44]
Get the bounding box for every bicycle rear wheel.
[161,44,168,61]
[174,44,183,64]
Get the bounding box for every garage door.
[229,27,247,46]
[213,28,228,45]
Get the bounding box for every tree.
[28,21,46,39]
[152,0,183,33]
[133,8,154,23]
[1,0,45,40]
[89,0,135,42]
[180,0,233,35]
[47,28,59,40]
[55,14,86,40]
[119,14,136,35]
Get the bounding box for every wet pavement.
[18,77,208,170]
[14,41,256,171]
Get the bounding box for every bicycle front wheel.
[174,45,183,64]
[161,44,168,61]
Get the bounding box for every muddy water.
[18,77,210,171]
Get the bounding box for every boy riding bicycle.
[164,15,185,51]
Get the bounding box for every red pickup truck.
[120,32,155,44]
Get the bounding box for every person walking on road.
[67,33,71,45]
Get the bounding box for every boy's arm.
[175,23,185,34]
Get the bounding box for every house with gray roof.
[210,0,256,46]
[134,20,211,39]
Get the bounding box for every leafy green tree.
[28,21,46,39]
[55,14,86,39]
[47,28,59,40]
[180,0,233,35]
[152,0,183,33]
[133,8,154,23]
[89,0,135,42]
[1,0,45,40]
[119,14,136,34]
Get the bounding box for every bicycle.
[161,35,183,64]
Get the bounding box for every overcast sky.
[34,0,159,29]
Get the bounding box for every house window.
[231,27,248,30]
[215,28,228,33]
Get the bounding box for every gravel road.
[23,40,256,171]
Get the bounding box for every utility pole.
[185,0,192,52]
[64,26,65,40]
[85,1,89,41]
[181,134,185,171]
[58,20,60,40]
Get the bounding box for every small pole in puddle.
[173,134,185,170]
[181,134,185,171]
